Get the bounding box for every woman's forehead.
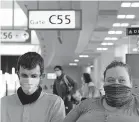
[105,66,129,78]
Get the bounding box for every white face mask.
[19,65,41,95]
[20,78,39,95]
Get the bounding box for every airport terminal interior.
[0,0,139,106]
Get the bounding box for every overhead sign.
[28,10,81,30]
[0,30,31,43]
[126,27,139,35]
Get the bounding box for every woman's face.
[104,66,132,88]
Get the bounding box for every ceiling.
[1,1,139,68]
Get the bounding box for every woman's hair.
[83,73,92,83]
[103,60,131,80]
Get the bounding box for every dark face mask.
[104,84,133,108]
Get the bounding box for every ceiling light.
[121,23,129,27]
[111,37,118,40]
[79,55,89,58]
[90,65,94,68]
[107,43,114,45]
[133,48,138,52]
[117,15,126,19]
[121,2,131,7]
[101,42,107,45]
[74,59,79,62]
[126,15,135,19]
[97,48,102,51]
[108,31,115,34]
[69,63,77,66]
[131,2,139,7]
[131,25,139,27]
[113,23,121,27]
[115,31,123,34]
[104,37,111,40]
[103,48,108,50]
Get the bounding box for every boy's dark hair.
[103,60,131,80]
[54,65,63,71]
[16,52,44,75]
[83,73,92,83]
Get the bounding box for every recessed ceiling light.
[108,31,115,34]
[79,55,89,58]
[113,23,121,27]
[103,48,108,50]
[111,37,118,40]
[133,48,138,52]
[74,59,79,62]
[101,42,107,45]
[69,63,78,66]
[115,31,123,34]
[126,15,135,19]
[131,2,139,7]
[121,23,129,27]
[90,65,94,68]
[117,15,126,19]
[104,37,111,40]
[131,25,139,27]
[107,42,114,45]
[121,2,131,7]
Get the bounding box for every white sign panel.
[28,10,81,29]
[0,30,30,43]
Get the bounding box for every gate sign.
[126,27,139,35]
[28,10,81,30]
[0,30,31,43]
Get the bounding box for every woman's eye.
[119,79,125,83]
[107,79,115,83]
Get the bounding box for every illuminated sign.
[0,30,31,43]
[126,27,139,35]
[28,10,81,30]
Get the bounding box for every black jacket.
[53,73,77,100]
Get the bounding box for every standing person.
[53,65,78,114]
[81,73,100,100]
[1,52,65,122]
[63,60,139,122]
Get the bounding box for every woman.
[63,60,139,122]
[81,73,99,100]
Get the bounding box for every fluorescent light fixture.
[0,44,41,55]
[90,65,94,68]
[117,15,126,19]
[131,24,139,27]
[121,2,131,7]
[107,42,114,45]
[131,2,139,7]
[69,63,78,66]
[104,37,111,40]
[101,42,107,45]
[113,23,121,27]
[104,37,118,40]
[108,31,115,34]
[126,15,135,19]
[133,48,138,52]
[79,55,89,58]
[121,23,129,27]
[115,31,123,34]
[111,37,118,40]
[97,48,108,51]
[74,59,79,62]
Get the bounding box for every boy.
[1,52,65,122]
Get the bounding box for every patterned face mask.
[104,84,133,108]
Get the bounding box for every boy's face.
[18,65,41,95]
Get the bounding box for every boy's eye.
[21,74,28,78]
[31,75,38,78]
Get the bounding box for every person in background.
[53,65,78,114]
[81,73,100,100]
[63,60,139,122]
[1,52,65,122]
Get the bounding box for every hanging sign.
[126,27,139,35]
[28,10,81,30]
